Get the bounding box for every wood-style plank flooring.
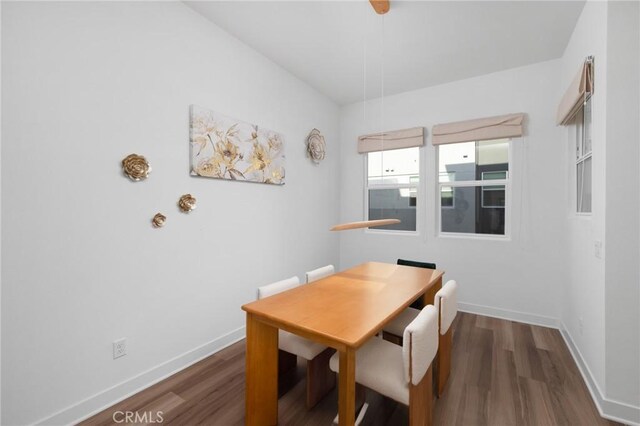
[82,313,616,425]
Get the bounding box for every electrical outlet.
[594,240,603,259]
[113,338,127,359]
[579,317,584,335]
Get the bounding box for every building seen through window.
[438,139,509,235]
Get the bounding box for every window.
[438,139,510,236]
[439,172,455,208]
[481,171,507,208]
[366,147,419,232]
[576,97,592,213]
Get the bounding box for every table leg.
[245,313,278,426]
[338,347,356,426]
[422,276,442,307]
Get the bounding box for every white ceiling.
[186,1,585,105]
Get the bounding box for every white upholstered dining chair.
[329,305,439,426]
[256,276,336,408]
[432,279,457,395]
[305,264,335,283]
[381,279,458,396]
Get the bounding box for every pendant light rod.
[330,5,400,233]
[330,219,400,231]
[369,0,390,15]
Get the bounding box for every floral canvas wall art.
[190,105,285,185]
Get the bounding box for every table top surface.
[242,262,444,348]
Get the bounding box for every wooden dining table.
[241,261,444,426]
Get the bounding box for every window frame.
[481,171,508,209]
[364,147,421,236]
[438,171,456,209]
[481,186,507,209]
[436,139,512,240]
[440,186,456,209]
[575,95,593,215]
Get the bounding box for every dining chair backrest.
[305,265,335,283]
[435,280,458,334]
[257,276,301,300]
[402,305,438,386]
[397,259,436,270]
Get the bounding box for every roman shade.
[432,113,525,145]
[357,127,424,153]
[557,56,594,125]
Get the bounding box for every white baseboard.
[458,301,560,328]
[559,323,640,426]
[34,326,246,426]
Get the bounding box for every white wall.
[2,1,638,425]
[1,2,340,425]
[559,0,608,395]
[559,1,639,422]
[0,0,3,421]
[339,59,565,325]
[604,0,640,412]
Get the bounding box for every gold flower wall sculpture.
[122,154,151,181]
[306,129,326,164]
[178,194,197,213]
[152,213,166,228]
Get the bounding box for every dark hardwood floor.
[81,312,616,425]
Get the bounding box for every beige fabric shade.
[557,57,594,125]
[358,127,424,153]
[432,113,525,145]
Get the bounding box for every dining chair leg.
[278,350,297,397]
[306,348,337,409]
[355,383,366,414]
[436,328,452,397]
[279,349,297,374]
[422,276,442,307]
[409,364,433,426]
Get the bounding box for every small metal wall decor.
[152,213,166,228]
[122,154,151,181]
[178,194,197,213]
[306,128,326,164]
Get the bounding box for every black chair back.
[397,259,436,270]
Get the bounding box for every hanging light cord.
[329,9,401,232]
[381,13,385,135]
[363,10,367,124]
[380,14,385,217]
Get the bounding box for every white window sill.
[365,229,420,237]
[437,232,511,242]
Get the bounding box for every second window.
[366,147,419,232]
[438,139,510,236]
